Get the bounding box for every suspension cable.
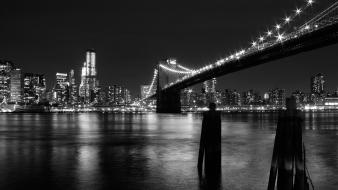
[146,69,158,97]
[159,64,194,74]
[300,1,338,28]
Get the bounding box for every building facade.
[0,60,14,103]
[68,69,78,105]
[268,88,286,106]
[23,73,46,103]
[79,50,98,104]
[311,73,325,94]
[10,68,23,103]
[54,73,69,104]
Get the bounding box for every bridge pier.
[156,89,181,113]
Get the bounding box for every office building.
[291,90,307,106]
[211,78,216,93]
[54,73,69,104]
[10,68,23,103]
[311,73,325,94]
[79,49,98,103]
[268,88,285,106]
[68,69,78,105]
[23,73,46,103]
[0,60,14,103]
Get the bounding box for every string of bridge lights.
[161,0,321,88]
[177,64,195,72]
[301,1,338,28]
[146,69,158,97]
[145,0,337,92]
[145,64,196,98]
[159,64,195,74]
[252,0,315,47]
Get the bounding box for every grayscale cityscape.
[1,54,337,113]
[1,0,338,189]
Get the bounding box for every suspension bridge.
[142,0,338,113]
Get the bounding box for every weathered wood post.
[267,97,310,190]
[198,103,221,187]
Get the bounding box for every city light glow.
[295,8,302,15]
[275,24,281,30]
[276,33,285,42]
[266,30,273,36]
[251,41,257,47]
[159,64,194,74]
[259,36,265,42]
[307,0,314,6]
[145,69,158,97]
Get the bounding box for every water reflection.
[0,112,337,189]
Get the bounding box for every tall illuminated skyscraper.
[54,73,68,104]
[202,81,209,93]
[211,78,216,93]
[10,68,23,103]
[79,49,98,103]
[311,73,325,94]
[68,69,78,105]
[0,60,14,103]
[202,78,216,93]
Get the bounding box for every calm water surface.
[0,112,337,190]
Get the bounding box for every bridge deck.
[150,22,338,97]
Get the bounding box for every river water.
[0,112,337,190]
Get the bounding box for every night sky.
[1,0,338,96]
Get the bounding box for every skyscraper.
[96,86,109,105]
[54,73,69,104]
[79,49,98,104]
[268,88,286,106]
[242,90,255,105]
[220,89,241,106]
[56,73,68,87]
[202,78,217,103]
[291,90,307,106]
[23,73,46,103]
[231,90,241,106]
[107,85,132,105]
[112,85,123,105]
[10,68,23,103]
[211,78,216,93]
[181,88,196,107]
[68,69,78,105]
[123,88,131,104]
[311,73,325,94]
[0,60,14,103]
[202,81,209,93]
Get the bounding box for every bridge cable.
[145,69,158,98]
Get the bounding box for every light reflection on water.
[0,112,337,190]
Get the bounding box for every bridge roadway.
[154,22,338,113]
[164,23,338,93]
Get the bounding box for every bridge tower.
[156,59,182,113]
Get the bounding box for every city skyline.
[1,0,338,95]
[2,48,338,97]
[4,53,338,110]
[1,1,338,190]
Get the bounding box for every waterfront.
[0,112,337,190]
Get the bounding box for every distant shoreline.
[2,109,338,114]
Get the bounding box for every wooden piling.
[267,97,310,190]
